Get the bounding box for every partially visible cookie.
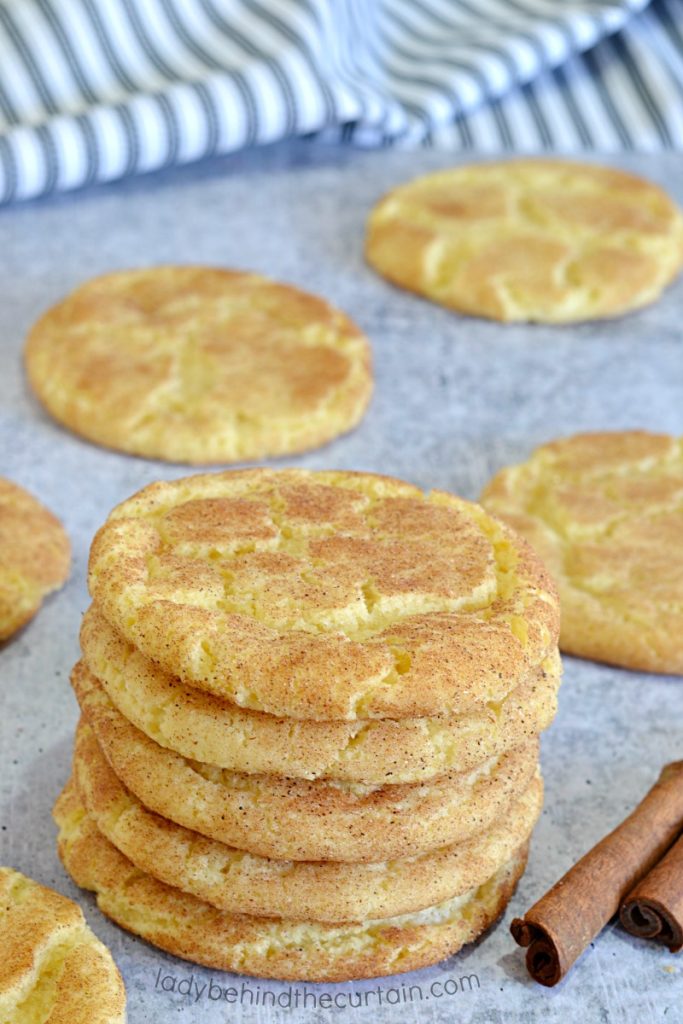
[54,784,528,983]
[366,160,683,323]
[0,866,125,1022]
[481,431,683,674]
[0,479,70,641]
[24,267,373,463]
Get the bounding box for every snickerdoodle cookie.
[366,161,683,323]
[482,431,683,673]
[0,478,70,641]
[25,267,372,463]
[0,866,125,1022]
[87,468,559,721]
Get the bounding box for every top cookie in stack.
[86,468,558,721]
[58,468,562,982]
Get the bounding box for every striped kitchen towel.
[0,0,681,204]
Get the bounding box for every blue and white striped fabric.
[0,0,681,204]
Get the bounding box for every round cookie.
[0,866,125,1022]
[54,786,528,983]
[72,719,543,923]
[72,660,540,862]
[87,468,560,721]
[24,267,373,463]
[481,431,683,674]
[366,160,683,323]
[0,478,70,641]
[81,603,560,783]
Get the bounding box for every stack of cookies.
[55,468,561,982]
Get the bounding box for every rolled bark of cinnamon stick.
[620,833,683,952]
[511,761,683,986]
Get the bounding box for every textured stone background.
[1,145,682,1023]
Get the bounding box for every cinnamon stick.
[511,761,683,986]
[620,832,683,952]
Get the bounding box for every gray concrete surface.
[1,143,682,1023]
